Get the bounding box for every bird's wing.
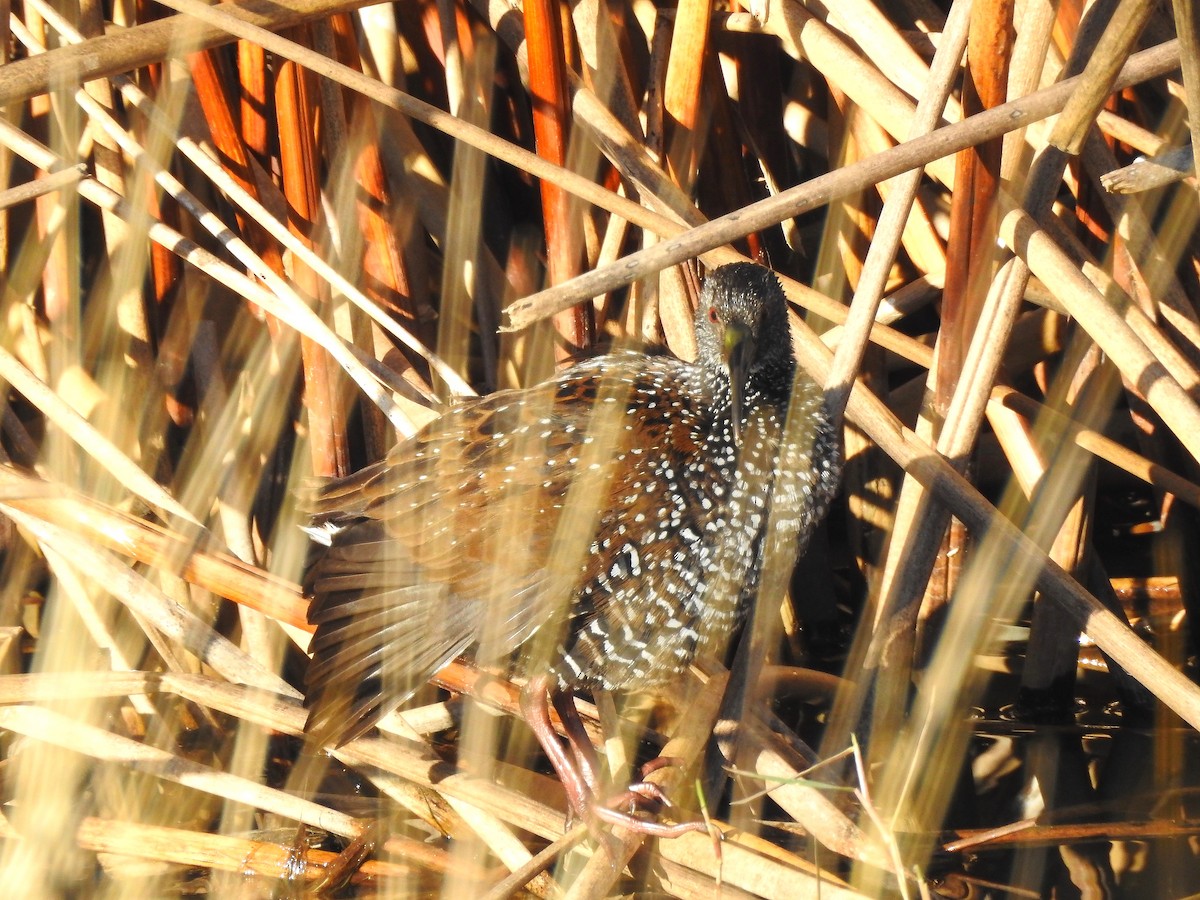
[303,357,678,745]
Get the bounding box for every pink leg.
[520,676,715,841]
[603,756,701,818]
[551,689,601,793]
[593,805,712,838]
[620,756,689,808]
[520,673,595,823]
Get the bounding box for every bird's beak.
[724,322,754,446]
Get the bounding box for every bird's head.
[694,263,793,443]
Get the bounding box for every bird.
[302,261,841,835]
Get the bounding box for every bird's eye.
[707,306,720,324]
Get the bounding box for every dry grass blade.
[1,0,1200,896]
[0,0,372,108]
[0,344,197,523]
[0,165,85,211]
[824,0,969,420]
[0,470,308,630]
[5,815,457,887]
[504,38,1181,330]
[0,505,295,695]
[0,705,358,836]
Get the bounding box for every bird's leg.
[546,686,671,815]
[520,673,596,824]
[624,756,688,806]
[521,675,713,841]
[601,756,688,814]
[550,689,601,792]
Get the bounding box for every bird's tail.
[303,519,478,748]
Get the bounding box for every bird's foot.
[638,754,686,779]
[522,676,712,842]
[554,752,709,841]
[600,753,688,814]
[591,756,712,839]
[606,780,671,813]
[622,755,689,808]
[592,802,712,839]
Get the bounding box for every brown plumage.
[303,262,841,832]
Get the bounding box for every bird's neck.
[743,356,796,412]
